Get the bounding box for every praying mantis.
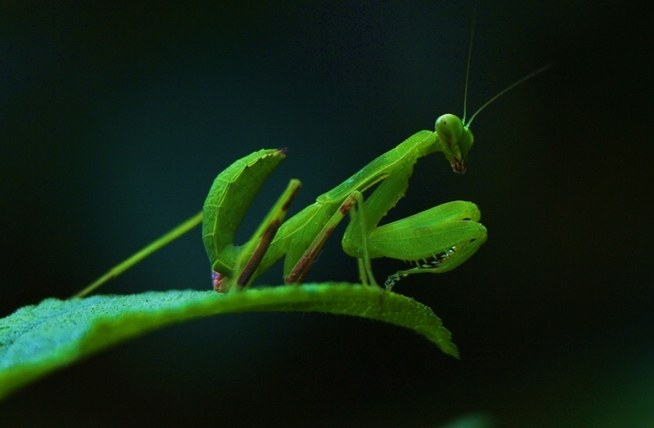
[74,24,550,298]
[201,69,550,292]
[204,135,480,292]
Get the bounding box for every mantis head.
[434,9,550,176]
[434,63,551,175]
[435,114,473,174]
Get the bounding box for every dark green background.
[2,1,652,426]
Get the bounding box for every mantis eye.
[435,114,464,146]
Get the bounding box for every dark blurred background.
[1,1,652,426]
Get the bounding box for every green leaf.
[0,284,457,401]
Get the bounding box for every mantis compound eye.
[436,114,463,145]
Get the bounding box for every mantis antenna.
[461,9,476,125]
[465,64,552,127]
[461,10,552,128]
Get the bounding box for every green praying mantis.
[75,26,550,298]
[203,66,548,292]
[201,57,550,292]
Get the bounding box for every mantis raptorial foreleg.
[338,161,486,289]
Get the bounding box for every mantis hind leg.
[217,179,302,292]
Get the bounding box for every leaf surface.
[0,284,457,401]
